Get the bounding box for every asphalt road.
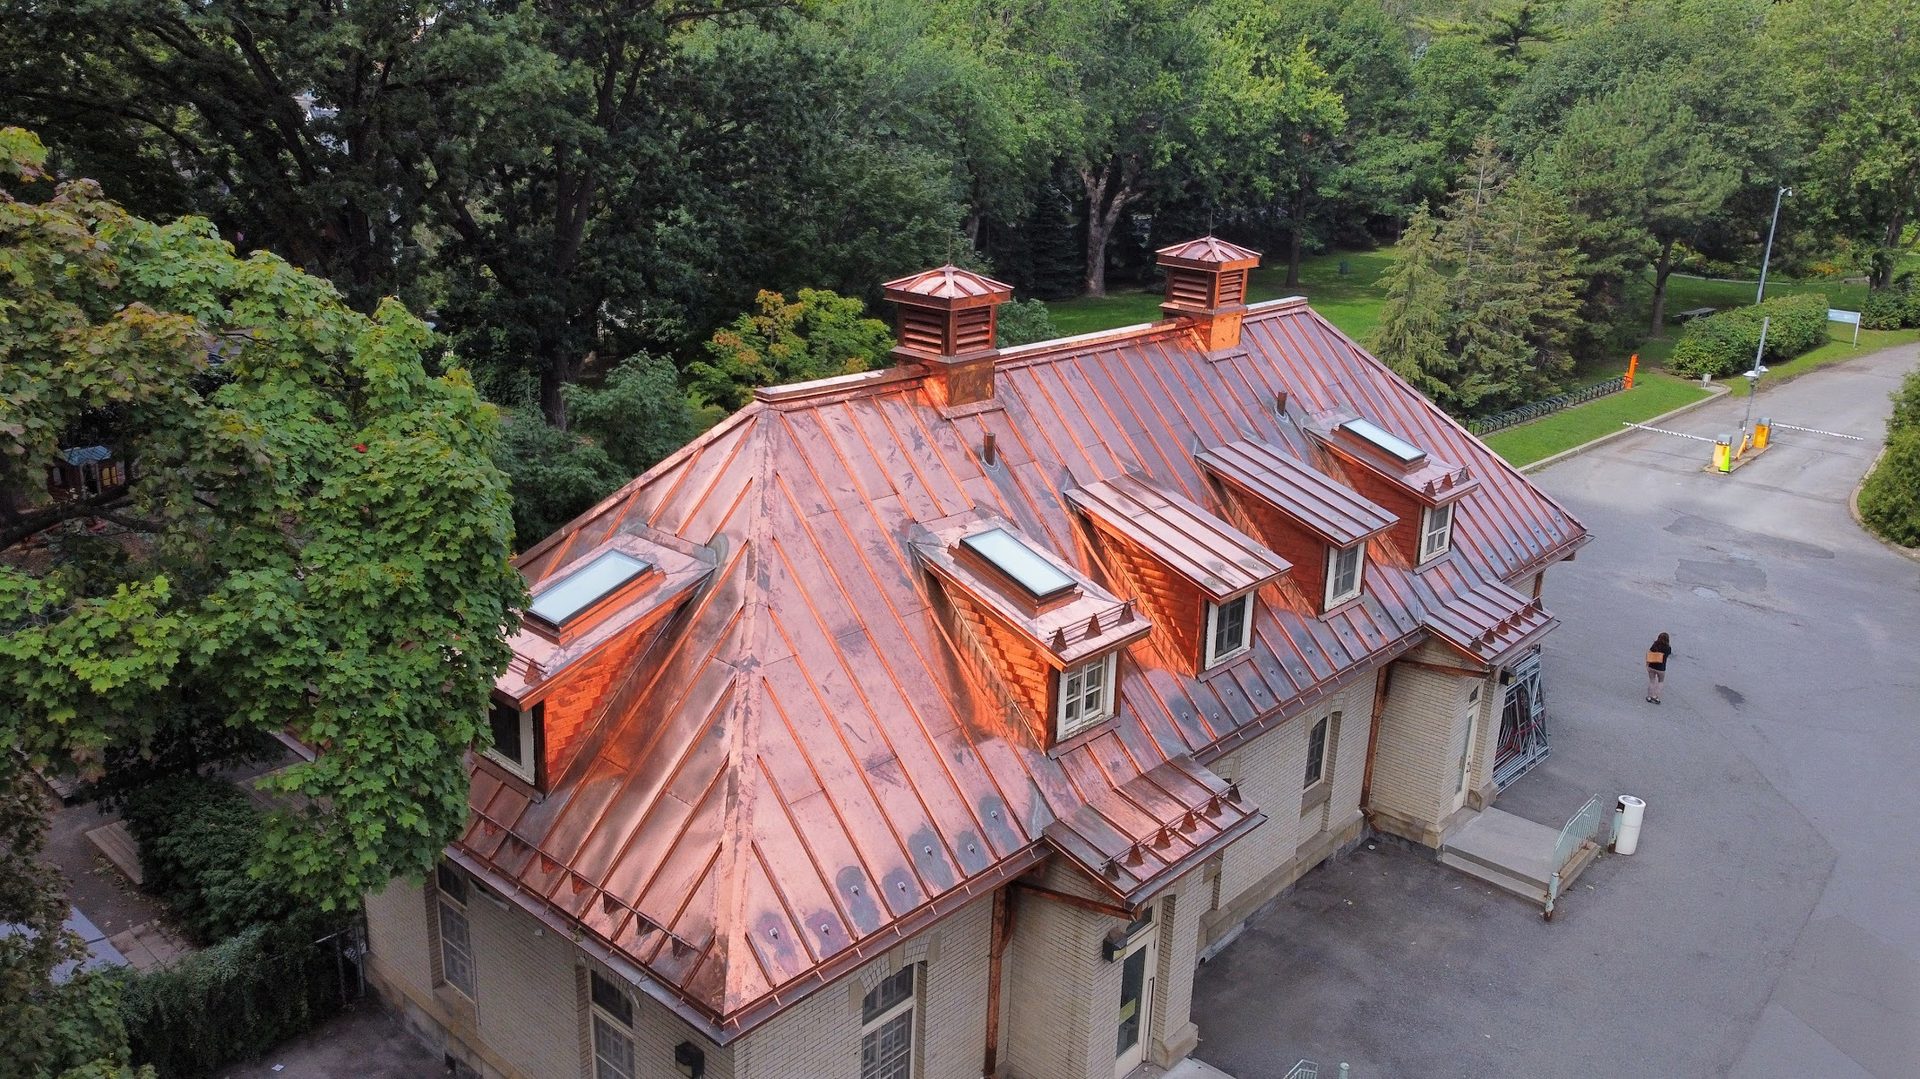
[1193,344,1920,1079]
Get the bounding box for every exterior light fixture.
[674,1041,706,1078]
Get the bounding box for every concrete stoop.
[1437,808,1560,904]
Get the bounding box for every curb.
[1517,384,1731,474]
[1847,444,1920,563]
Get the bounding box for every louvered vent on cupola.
[1156,236,1262,353]
[883,265,1014,410]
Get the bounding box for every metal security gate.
[1493,646,1549,789]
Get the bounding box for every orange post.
[1624,353,1638,390]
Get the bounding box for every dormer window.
[1204,594,1254,668]
[485,696,543,784]
[1325,545,1364,609]
[960,527,1077,602]
[1340,418,1427,464]
[1420,504,1455,562]
[1056,653,1117,740]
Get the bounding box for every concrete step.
[1440,840,1552,891]
[85,820,143,886]
[1438,849,1547,903]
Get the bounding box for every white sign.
[1828,308,1862,346]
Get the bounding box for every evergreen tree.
[1372,208,1454,399]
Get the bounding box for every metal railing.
[1467,375,1628,435]
[1544,794,1611,920]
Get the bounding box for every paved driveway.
[1193,345,1920,1079]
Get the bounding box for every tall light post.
[1742,316,1771,437]
[1756,186,1792,304]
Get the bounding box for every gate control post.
[1754,417,1771,451]
[1713,435,1732,473]
[1614,796,1646,855]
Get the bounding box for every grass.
[1482,374,1713,467]
[1721,325,1920,397]
[1047,248,1398,341]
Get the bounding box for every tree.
[1371,208,1455,399]
[1770,0,1920,289]
[688,289,894,414]
[0,131,523,918]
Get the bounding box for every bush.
[1860,274,1920,330]
[1891,370,1920,435]
[996,298,1059,347]
[1859,427,1920,547]
[119,921,348,1079]
[119,776,297,944]
[1668,293,1830,379]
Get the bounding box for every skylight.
[1341,418,1427,464]
[528,551,652,627]
[960,527,1076,601]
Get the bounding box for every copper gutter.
[981,887,1014,1078]
[1011,880,1134,919]
[1359,664,1393,822]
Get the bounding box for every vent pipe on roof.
[882,265,1015,409]
[1156,236,1262,354]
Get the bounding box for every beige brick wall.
[732,894,991,1079]
[1002,863,1115,1079]
[364,872,735,1079]
[1367,653,1471,838]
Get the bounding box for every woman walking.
[1646,632,1672,704]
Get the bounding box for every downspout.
[1359,664,1394,826]
[981,886,1015,1078]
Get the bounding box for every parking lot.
[1194,345,1920,1078]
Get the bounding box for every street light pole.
[1742,316,1771,436]
[1756,186,1791,304]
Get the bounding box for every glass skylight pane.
[1342,418,1426,463]
[528,551,651,626]
[961,527,1076,600]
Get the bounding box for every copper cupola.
[1157,236,1263,353]
[883,265,1014,409]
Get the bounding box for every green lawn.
[1047,248,1398,341]
[1720,326,1920,397]
[1482,374,1712,467]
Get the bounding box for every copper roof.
[880,265,1014,307]
[1197,438,1397,547]
[1043,755,1264,906]
[468,296,1587,1041]
[1314,414,1480,506]
[1415,565,1557,664]
[1155,236,1262,270]
[1069,474,1289,600]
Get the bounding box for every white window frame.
[1304,715,1331,789]
[589,969,636,1079]
[1055,652,1118,742]
[860,964,919,1079]
[435,863,475,999]
[1419,503,1455,563]
[484,698,539,783]
[1203,593,1255,669]
[1324,545,1364,610]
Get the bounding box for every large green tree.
[0,132,523,918]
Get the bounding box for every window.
[484,698,541,783]
[860,965,918,1079]
[527,550,652,629]
[1419,503,1454,563]
[1204,594,1254,668]
[590,970,636,1079]
[1304,716,1330,788]
[1324,545,1363,609]
[1341,418,1427,463]
[960,527,1076,601]
[436,863,475,999]
[1056,652,1118,741]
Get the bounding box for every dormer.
[1067,474,1289,676]
[489,529,716,791]
[915,517,1150,746]
[1311,414,1479,568]
[883,266,1014,411]
[1196,438,1396,616]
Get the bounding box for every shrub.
[1667,293,1829,379]
[1891,369,1920,434]
[1859,427,1920,547]
[1861,286,1909,330]
[119,775,297,944]
[119,920,348,1079]
[996,298,1059,347]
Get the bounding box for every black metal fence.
[1467,374,1627,435]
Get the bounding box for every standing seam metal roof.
[468,298,1587,1041]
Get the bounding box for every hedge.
[119,920,349,1079]
[1859,427,1920,547]
[1891,369,1920,435]
[1861,274,1920,330]
[119,775,296,945]
[1667,293,1830,379]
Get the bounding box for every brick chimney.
[1157,237,1262,353]
[883,265,1014,409]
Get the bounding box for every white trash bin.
[1614,795,1646,855]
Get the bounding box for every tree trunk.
[1290,187,1305,286]
[1650,237,1677,338]
[1085,213,1110,297]
[540,348,570,430]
